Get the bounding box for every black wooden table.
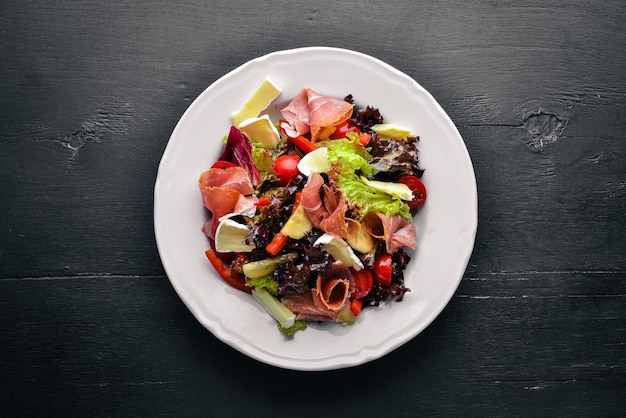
[2,1,625,416]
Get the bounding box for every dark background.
[1,1,625,416]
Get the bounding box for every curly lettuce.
[324,133,372,175]
[334,169,412,219]
[367,134,424,178]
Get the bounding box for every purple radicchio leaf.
[219,126,262,186]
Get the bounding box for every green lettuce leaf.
[250,143,276,182]
[277,319,307,337]
[334,167,412,220]
[325,133,372,175]
[245,275,279,296]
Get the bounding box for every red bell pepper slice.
[266,232,288,256]
[265,192,303,255]
[205,249,251,293]
[350,299,363,316]
[255,196,271,208]
[289,135,317,154]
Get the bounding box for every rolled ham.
[282,293,338,322]
[314,275,350,312]
[362,212,417,254]
[281,264,353,321]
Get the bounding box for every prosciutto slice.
[198,166,257,239]
[281,263,353,321]
[362,212,417,254]
[318,186,350,240]
[280,88,354,142]
[198,166,255,195]
[282,292,338,322]
[314,275,350,312]
[306,89,353,142]
[200,188,241,239]
[280,89,310,137]
[300,173,350,239]
[300,173,327,227]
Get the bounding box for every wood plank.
[1,0,625,416]
[0,273,623,415]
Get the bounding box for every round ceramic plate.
[154,47,477,371]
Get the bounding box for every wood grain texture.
[1,0,625,416]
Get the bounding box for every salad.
[198,78,426,336]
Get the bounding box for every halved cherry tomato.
[329,120,359,139]
[398,175,427,210]
[211,160,236,169]
[373,253,393,287]
[273,154,301,186]
[352,268,373,299]
[358,132,371,146]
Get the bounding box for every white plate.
[154,47,477,371]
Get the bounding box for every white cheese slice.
[297,147,331,176]
[238,115,280,148]
[371,123,413,139]
[313,233,363,270]
[214,218,255,253]
[360,176,413,201]
[232,77,281,127]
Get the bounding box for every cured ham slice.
[300,172,351,240]
[305,88,353,142]
[200,187,241,239]
[318,186,350,240]
[389,219,417,252]
[282,293,338,322]
[280,88,354,142]
[198,166,257,239]
[198,166,255,195]
[362,212,417,253]
[280,89,310,136]
[300,173,327,227]
[314,275,350,312]
[281,264,352,321]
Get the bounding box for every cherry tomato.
[352,268,373,299]
[273,154,301,186]
[373,253,393,287]
[211,160,236,169]
[358,132,371,146]
[329,120,359,139]
[398,175,427,210]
